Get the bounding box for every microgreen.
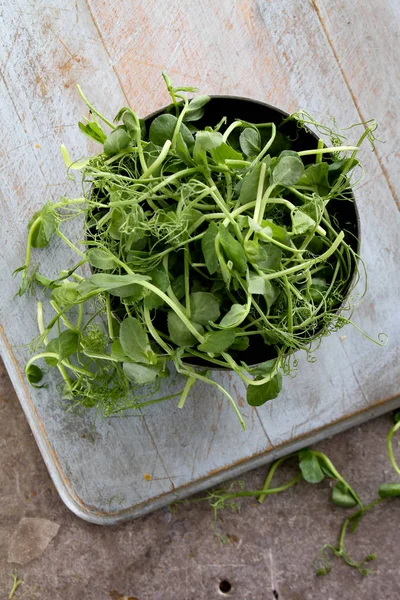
[197,412,400,577]
[16,73,382,424]
[8,571,23,599]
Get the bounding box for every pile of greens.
[17,74,377,427]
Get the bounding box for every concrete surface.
[1,359,400,600]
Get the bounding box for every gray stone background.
[1,359,400,600]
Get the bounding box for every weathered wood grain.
[0,0,175,509]
[86,0,400,464]
[313,0,400,208]
[0,0,399,523]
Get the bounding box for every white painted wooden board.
[0,0,399,523]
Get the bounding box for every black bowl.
[90,97,360,369]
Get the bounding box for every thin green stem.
[140,140,171,179]
[250,123,276,167]
[222,120,243,142]
[252,161,268,225]
[143,306,173,355]
[76,85,115,129]
[105,295,114,340]
[262,231,344,281]
[316,138,324,164]
[184,245,191,319]
[174,360,245,429]
[56,231,86,258]
[49,301,79,333]
[207,184,243,242]
[282,272,293,334]
[8,572,23,599]
[387,419,400,477]
[37,301,72,387]
[259,454,298,503]
[178,376,196,408]
[297,146,359,157]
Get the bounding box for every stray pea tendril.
[182,411,400,577]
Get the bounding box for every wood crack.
[311,0,399,209]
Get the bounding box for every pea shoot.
[16,74,383,425]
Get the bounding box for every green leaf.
[292,210,316,235]
[28,204,57,249]
[175,132,193,165]
[171,274,186,300]
[197,330,236,354]
[244,240,263,263]
[210,143,243,165]
[237,163,268,206]
[201,222,219,275]
[26,364,44,385]
[78,121,107,143]
[219,226,247,273]
[298,162,330,196]
[113,284,146,300]
[144,292,165,310]
[265,282,279,308]
[89,273,151,298]
[261,220,290,245]
[111,339,129,361]
[122,111,139,138]
[108,208,126,240]
[219,304,248,328]
[299,450,325,483]
[331,482,358,507]
[259,243,282,271]
[239,128,261,157]
[309,278,328,302]
[248,273,267,295]
[104,129,132,155]
[149,114,194,148]
[167,312,203,347]
[264,130,291,155]
[272,154,304,187]
[245,239,282,272]
[328,158,359,183]
[119,317,154,364]
[246,273,278,306]
[76,278,99,297]
[231,336,249,351]
[122,285,147,304]
[113,106,130,123]
[123,362,160,384]
[51,282,79,307]
[150,268,170,292]
[190,292,220,325]
[45,331,79,366]
[183,95,210,122]
[87,248,118,270]
[248,359,276,377]
[34,272,54,288]
[193,131,224,167]
[246,372,282,406]
[191,279,207,293]
[218,255,231,289]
